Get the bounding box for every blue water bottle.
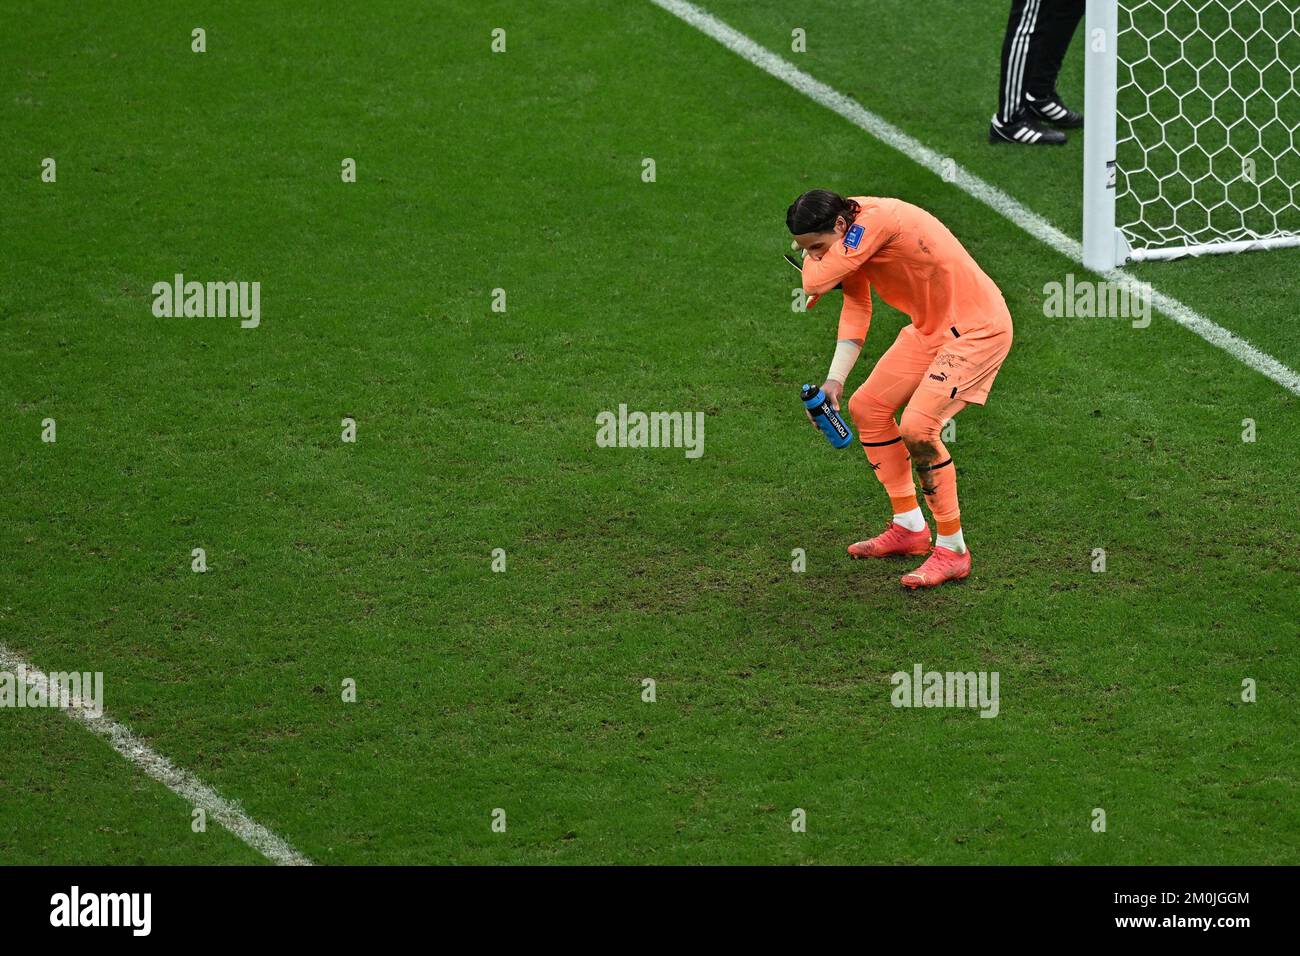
[801,383,854,449]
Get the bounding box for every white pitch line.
[648,0,1300,398]
[0,642,313,866]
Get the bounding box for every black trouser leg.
[996,0,1039,124]
[1024,0,1084,100]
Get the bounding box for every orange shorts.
[856,322,1012,420]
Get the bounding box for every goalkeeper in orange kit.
[787,189,1014,589]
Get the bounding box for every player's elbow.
[803,275,838,296]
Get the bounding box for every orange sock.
[890,493,920,514]
[862,436,915,501]
[916,447,959,532]
[848,392,916,504]
[898,405,961,534]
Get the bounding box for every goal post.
[1084,0,1123,270]
[1083,0,1300,270]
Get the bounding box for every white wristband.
[827,339,862,384]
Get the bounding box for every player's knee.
[902,435,936,465]
[899,408,941,458]
[848,388,894,436]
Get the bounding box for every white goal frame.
[1083,0,1300,269]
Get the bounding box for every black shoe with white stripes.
[1024,92,1084,129]
[988,115,1066,146]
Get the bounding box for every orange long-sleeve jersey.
[801,197,1012,346]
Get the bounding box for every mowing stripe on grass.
[647,0,1300,398]
[0,642,313,866]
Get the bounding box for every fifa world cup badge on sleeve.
[801,384,854,449]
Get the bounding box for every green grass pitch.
[1,0,1297,865]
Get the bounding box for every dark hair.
[786,189,860,234]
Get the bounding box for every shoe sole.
[900,568,970,589]
[848,545,932,560]
[988,131,1067,146]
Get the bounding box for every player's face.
[792,216,848,260]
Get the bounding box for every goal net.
[1083,0,1300,268]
